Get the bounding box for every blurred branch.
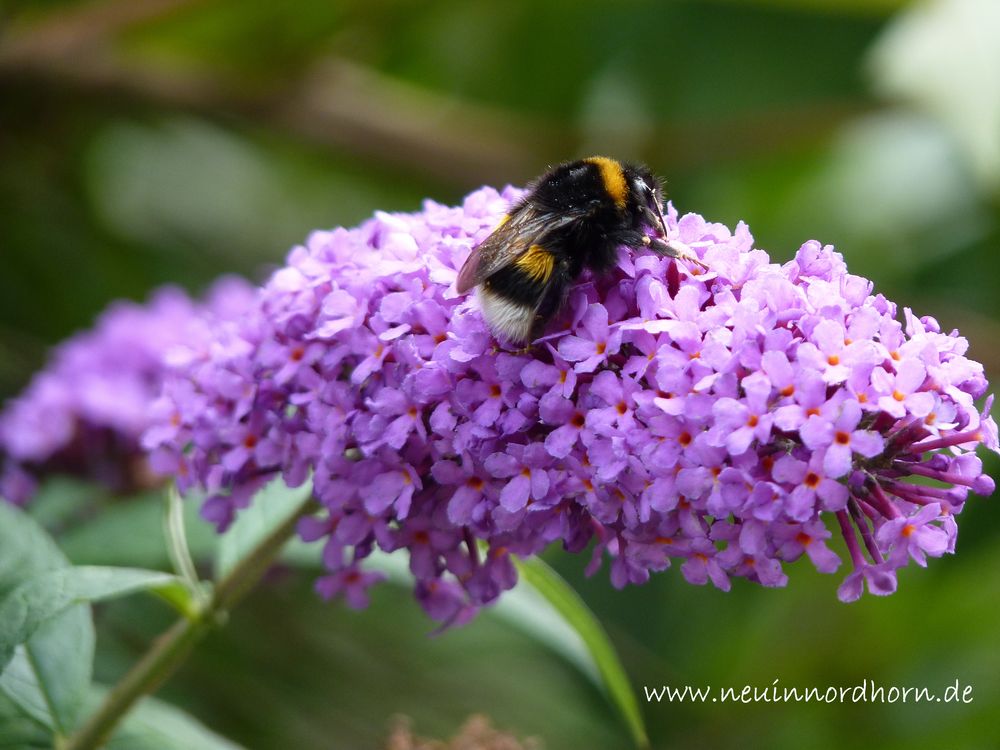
[0,1,558,185]
[0,0,206,60]
[0,0,873,187]
[283,59,560,185]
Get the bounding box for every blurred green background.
[2,0,999,748]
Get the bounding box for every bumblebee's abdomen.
[479,248,560,343]
[485,259,553,304]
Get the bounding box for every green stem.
[60,497,318,750]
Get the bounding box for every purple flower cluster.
[146,186,997,623]
[0,278,256,505]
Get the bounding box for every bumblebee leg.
[644,235,709,271]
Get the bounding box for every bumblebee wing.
[455,205,583,294]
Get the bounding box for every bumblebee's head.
[623,163,668,238]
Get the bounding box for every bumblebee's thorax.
[526,156,651,275]
[530,156,632,215]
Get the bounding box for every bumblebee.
[457,156,703,344]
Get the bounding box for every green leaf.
[313,543,648,748]
[0,607,93,735]
[281,540,412,582]
[278,537,323,568]
[0,566,178,673]
[0,503,94,737]
[0,503,67,597]
[59,490,218,569]
[281,543,617,687]
[18,478,100,531]
[514,556,649,750]
[150,579,207,621]
[214,476,314,579]
[0,690,51,749]
[86,687,245,750]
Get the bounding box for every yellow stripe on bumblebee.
[514,244,555,282]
